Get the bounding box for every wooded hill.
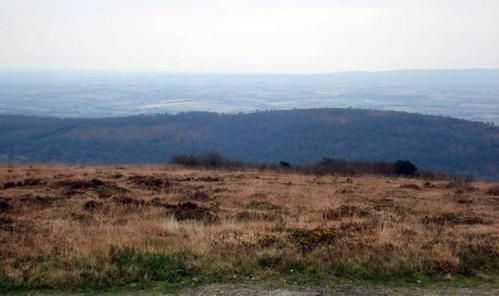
[0,108,497,180]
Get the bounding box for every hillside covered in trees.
[0,108,497,179]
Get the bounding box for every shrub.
[0,266,11,290]
[394,160,417,176]
[287,228,337,254]
[234,210,279,222]
[257,234,287,249]
[192,191,210,200]
[128,175,170,189]
[457,243,499,275]
[83,200,103,211]
[169,202,219,224]
[170,152,243,168]
[0,197,12,213]
[279,161,290,167]
[71,213,94,224]
[420,212,491,225]
[399,183,420,190]
[113,196,145,206]
[107,246,196,282]
[486,185,499,196]
[304,157,396,176]
[246,200,281,211]
[56,178,105,190]
[323,205,369,220]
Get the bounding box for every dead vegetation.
[0,164,497,290]
[487,185,499,196]
[420,211,492,225]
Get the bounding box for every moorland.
[0,163,498,292]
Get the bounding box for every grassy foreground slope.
[0,164,498,292]
[0,108,498,180]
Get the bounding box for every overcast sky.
[0,0,498,73]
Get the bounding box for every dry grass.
[0,164,498,290]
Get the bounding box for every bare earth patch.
[173,284,499,296]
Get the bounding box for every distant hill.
[0,108,498,180]
[1,69,499,122]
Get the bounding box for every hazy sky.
[1,0,498,73]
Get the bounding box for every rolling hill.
[0,108,498,179]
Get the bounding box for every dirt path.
[163,283,499,296]
[13,283,499,295]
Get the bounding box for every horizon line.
[1,67,499,76]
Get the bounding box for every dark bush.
[56,179,106,190]
[128,175,170,189]
[168,202,218,224]
[486,185,499,196]
[304,157,396,176]
[399,183,420,190]
[0,197,12,213]
[279,161,290,167]
[192,191,210,200]
[394,160,417,176]
[3,178,45,189]
[3,182,16,190]
[113,196,145,206]
[170,151,243,168]
[83,200,103,211]
[195,176,222,182]
[171,153,448,180]
[19,194,59,206]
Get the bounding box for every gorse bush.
[170,152,243,168]
[287,228,337,254]
[395,160,418,176]
[305,157,396,176]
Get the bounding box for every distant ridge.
[0,108,497,180]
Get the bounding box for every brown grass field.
[0,164,498,291]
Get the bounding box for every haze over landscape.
[1,0,499,295]
[1,0,499,73]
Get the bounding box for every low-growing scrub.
[233,210,280,222]
[0,164,497,292]
[3,178,46,189]
[323,205,369,220]
[56,178,106,190]
[0,197,11,212]
[420,212,491,225]
[128,175,171,190]
[246,200,281,211]
[486,185,499,196]
[167,202,219,224]
[83,200,104,211]
[287,228,337,254]
[170,152,443,179]
[113,195,145,206]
